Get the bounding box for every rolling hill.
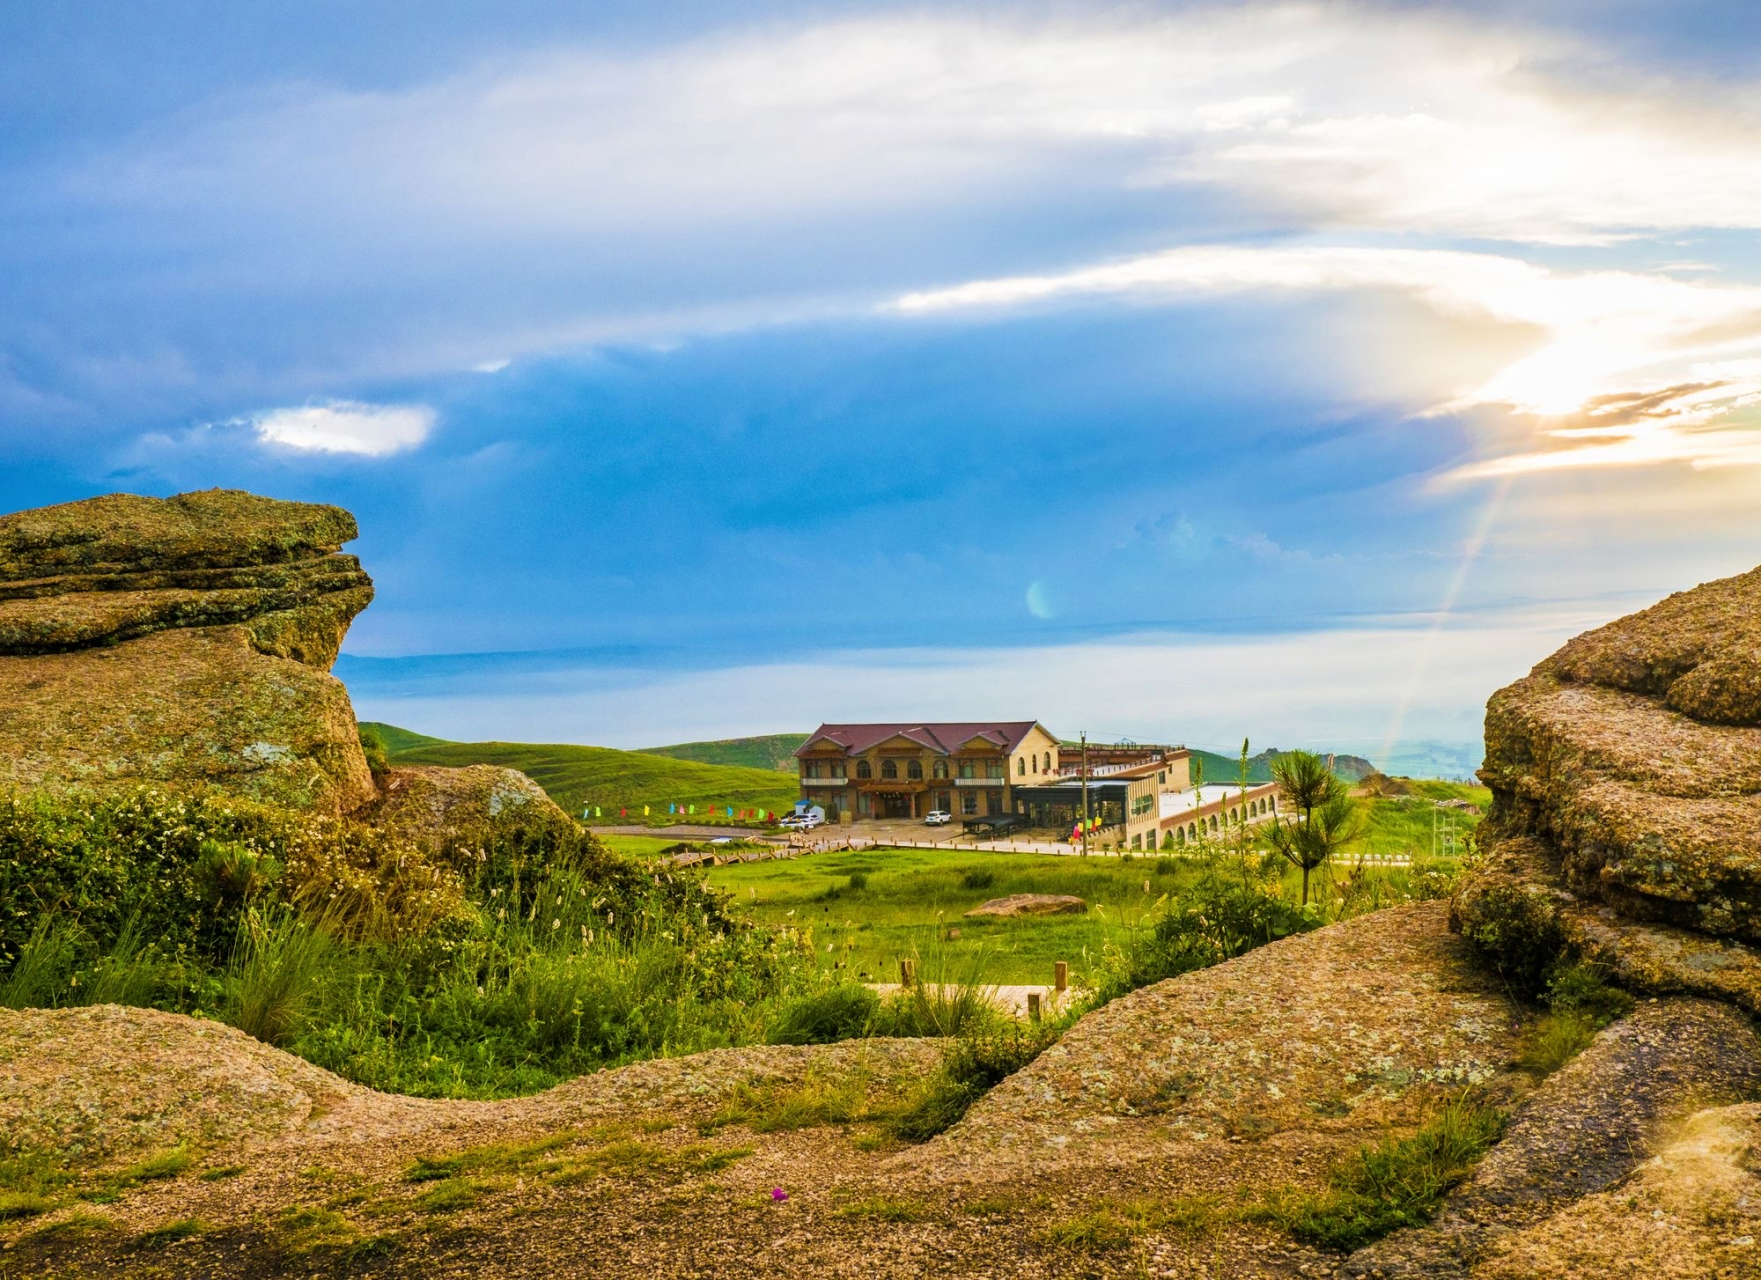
[365,724,799,819]
[638,733,808,772]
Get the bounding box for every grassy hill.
[359,721,454,755]
[375,729,800,819]
[638,733,807,772]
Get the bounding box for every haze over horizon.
[7,0,1761,771]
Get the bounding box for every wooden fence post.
[1054,961,1068,994]
[900,958,916,989]
[1026,991,1042,1022]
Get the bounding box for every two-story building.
[794,721,1063,821]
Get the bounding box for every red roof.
[796,722,1050,758]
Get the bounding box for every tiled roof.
[796,722,1049,758]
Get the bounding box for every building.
[794,722,1062,821]
[797,722,1281,848]
[1012,745,1280,850]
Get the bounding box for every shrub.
[767,984,880,1045]
[357,727,391,779]
[1454,881,1569,998]
[847,872,869,891]
[1090,867,1317,1004]
[959,868,995,891]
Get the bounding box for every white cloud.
[62,8,1761,251]
[249,400,434,456]
[470,358,511,374]
[893,242,1761,475]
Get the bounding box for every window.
[1175,827,1186,845]
[933,759,948,779]
[805,761,821,779]
[907,760,922,780]
[1188,823,1197,840]
[959,759,975,779]
[962,791,978,815]
[1017,757,1026,777]
[857,760,871,778]
[881,759,897,780]
[986,759,1005,779]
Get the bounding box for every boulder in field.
[964,893,1086,918]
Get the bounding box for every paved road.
[592,824,773,839]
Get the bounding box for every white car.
[778,811,822,830]
[924,810,952,826]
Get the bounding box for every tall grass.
[82,914,161,1008]
[0,918,77,1009]
[227,908,336,1048]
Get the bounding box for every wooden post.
[1027,991,1042,1022]
[900,958,916,988]
[1054,961,1068,994]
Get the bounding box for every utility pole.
[1080,731,1090,857]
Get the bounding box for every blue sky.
[6,1,1761,770]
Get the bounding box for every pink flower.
[770,1188,789,1202]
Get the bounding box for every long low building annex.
[795,722,1280,849]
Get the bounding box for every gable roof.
[796,722,1052,758]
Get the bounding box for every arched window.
[1017,757,1026,776]
[857,760,871,778]
[881,759,897,780]
[1042,753,1050,772]
[933,759,948,779]
[1210,814,1219,832]
[1175,827,1186,845]
[907,760,922,780]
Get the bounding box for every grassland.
[703,830,1462,986]
[1356,780,1488,859]
[371,727,799,819]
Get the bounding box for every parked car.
[924,809,951,826]
[778,811,823,830]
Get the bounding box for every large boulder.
[1457,562,1761,1007]
[0,490,376,813]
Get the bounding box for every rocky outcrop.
[0,490,376,812]
[1456,562,1761,1008]
[1346,998,1761,1277]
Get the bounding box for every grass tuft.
[0,1191,53,1220]
[135,1217,205,1248]
[836,1195,932,1223]
[1254,1094,1506,1251]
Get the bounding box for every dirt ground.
[0,903,1595,1280]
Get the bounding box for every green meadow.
[702,840,1466,987]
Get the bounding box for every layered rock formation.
[0,490,376,812]
[1455,563,1761,1013]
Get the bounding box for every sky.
[5,0,1761,773]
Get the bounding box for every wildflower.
[770,1188,788,1202]
[551,918,561,930]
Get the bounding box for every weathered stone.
[372,763,567,839]
[0,489,376,812]
[963,893,1087,918]
[0,626,375,812]
[1468,563,1761,952]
